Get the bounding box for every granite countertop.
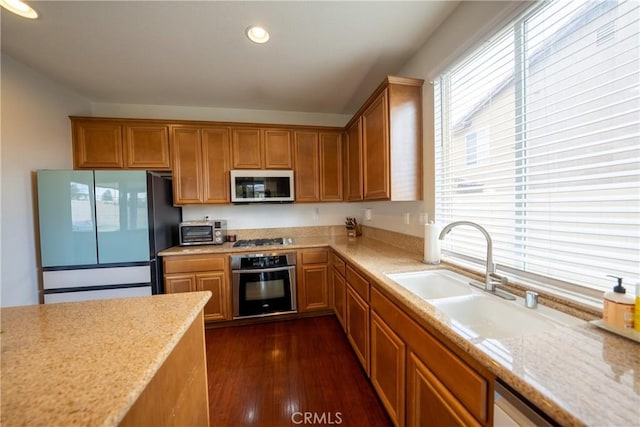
[0,291,211,427]
[162,236,639,426]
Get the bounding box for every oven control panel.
[231,253,296,270]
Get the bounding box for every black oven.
[231,253,297,319]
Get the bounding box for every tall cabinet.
[344,76,423,201]
[171,126,231,205]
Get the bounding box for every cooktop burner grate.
[232,237,292,248]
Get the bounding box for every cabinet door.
[299,264,329,312]
[73,121,123,169]
[165,273,197,294]
[36,170,98,267]
[371,311,406,427]
[123,124,171,170]
[197,272,229,322]
[332,268,346,331]
[202,127,231,204]
[293,131,320,202]
[171,127,203,204]
[231,128,262,169]
[264,129,293,169]
[94,171,149,263]
[362,89,390,200]
[346,285,370,375]
[319,132,343,201]
[346,118,363,201]
[407,352,481,427]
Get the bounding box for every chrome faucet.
[439,221,515,300]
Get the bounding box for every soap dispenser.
[603,275,635,329]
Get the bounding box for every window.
[435,0,639,294]
[465,127,490,166]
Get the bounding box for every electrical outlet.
[403,212,410,225]
[419,212,427,224]
[364,208,372,221]
[313,207,319,220]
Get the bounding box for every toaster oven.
[179,220,227,245]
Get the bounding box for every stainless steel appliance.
[230,170,294,203]
[37,170,182,303]
[179,220,226,245]
[231,252,297,319]
[494,380,554,426]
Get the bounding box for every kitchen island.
[0,291,211,427]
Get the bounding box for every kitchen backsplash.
[182,200,429,238]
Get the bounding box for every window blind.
[435,0,640,294]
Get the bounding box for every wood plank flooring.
[205,315,392,427]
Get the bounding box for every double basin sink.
[385,269,583,340]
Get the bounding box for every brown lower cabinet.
[297,249,330,312]
[332,258,346,330]
[407,352,481,427]
[371,311,406,427]
[330,251,493,427]
[370,286,492,427]
[345,265,371,375]
[163,255,231,322]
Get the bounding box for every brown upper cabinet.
[171,126,231,205]
[231,127,293,169]
[71,117,171,170]
[293,130,343,202]
[344,76,424,201]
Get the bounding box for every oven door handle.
[232,265,296,274]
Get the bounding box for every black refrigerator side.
[147,172,182,294]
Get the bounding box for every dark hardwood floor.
[205,315,392,427]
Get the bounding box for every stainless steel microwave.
[230,170,295,203]
[179,220,227,245]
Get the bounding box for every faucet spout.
[439,221,494,279]
[439,221,514,300]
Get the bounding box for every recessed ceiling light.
[0,0,38,19]
[246,26,270,44]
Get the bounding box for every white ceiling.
[1,1,458,115]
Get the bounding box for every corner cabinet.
[71,117,171,170]
[171,126,231,205]
[344,76,423,201]
[163,255,231,322]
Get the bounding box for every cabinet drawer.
[371,288,489,423]
[302,249,328,264]
[332,253,346,276]
[164,255,226,274]
[346,265,369,301]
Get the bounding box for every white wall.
[1,53,92,307]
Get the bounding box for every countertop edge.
[106,291,211,426]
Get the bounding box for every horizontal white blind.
[435,0,640,293]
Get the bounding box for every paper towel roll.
[423,221,441,264]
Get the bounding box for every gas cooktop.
[232,237,294,248]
